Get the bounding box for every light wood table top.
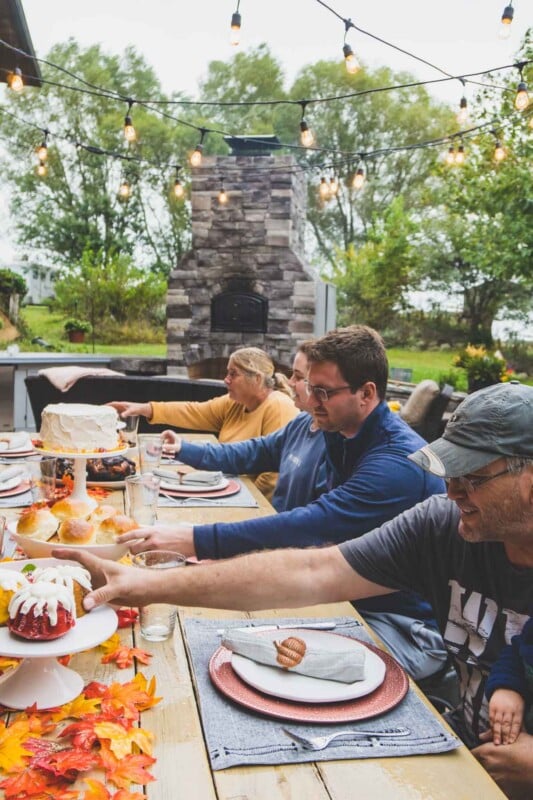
[0,440,506,799]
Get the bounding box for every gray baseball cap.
[409,381,533,477]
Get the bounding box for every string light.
[230,1,242,47]
[457,95,468,126]
[342,18,360,75]
[329,175,339,196]
[190,129,207,167]
[514,65,529,111]
[493,139,506,162]
[36,160,47,177]
[352,166,365,190]
[455,143,466,165]
[36,131,49,162]
[445,145,456,165]
[118,178,132,201]
[319,176,331,200]
[218,179,228,205]
[123,101,137,142]
[7,67,23,92]
[173,166,184,199]
[499,3,514,39]
[299,102,315,148]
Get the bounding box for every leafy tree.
[413,36,533,345]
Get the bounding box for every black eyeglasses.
[304,381,352,403]
[445,466,513,494]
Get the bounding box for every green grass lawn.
[16,305,531,388]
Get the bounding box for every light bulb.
[342,44,360,75]
[515,82,529,111]
[352,167,365,190]
[118,180,131,200]
[36,160,47,177]
[36,142,48,161]
[300,119,314,148]
[499,4,514,39]
[319,177,331,200]
[455,145,465,165]
[124,115,137,142]
[329,176,339,196]
[8,67,23,92]
[218,187,228,205]
[457,97,468,126]
[445,145,456,165]
[494,141,506,162]
[190,144,203,167]
[230,12,241,46]
[173,179,184,199]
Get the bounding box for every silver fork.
[282,726,411,750]
[159,492,224,506]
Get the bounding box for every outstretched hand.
[117,523,196,558]
[107,401,152,420]
[160,429,182,455]
[52,548,145,609]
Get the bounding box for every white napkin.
[0,466,26,486]
[182,470,223,486]
[0,432,32,452]
[221,629,366,683]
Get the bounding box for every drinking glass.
[131,550,186,641]
[0,516,6,559]
[25,457,57,505]
[119,414,140,448]
[125,473,161,526]
[137,435,163,474]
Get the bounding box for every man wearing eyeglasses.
[61,381,533,797]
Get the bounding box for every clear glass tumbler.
[131,550,186,641]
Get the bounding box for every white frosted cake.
[39,403,119,452]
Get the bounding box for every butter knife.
[216,621,336,635]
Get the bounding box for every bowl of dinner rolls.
[9,496,137,560]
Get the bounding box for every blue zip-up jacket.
[193,402,445,620]
[178,413,327,513]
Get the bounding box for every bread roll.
[88,504,117,525]
[16,507,59,541]
[57,518,95,545]
[51,497,93,521]
[96,513,138,544]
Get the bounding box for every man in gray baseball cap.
[58,382,533,797]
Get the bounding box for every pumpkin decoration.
[274,636,307,669]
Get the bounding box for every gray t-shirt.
[339,493,533,745]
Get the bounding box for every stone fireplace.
[166,139,335,378]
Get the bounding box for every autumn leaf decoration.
[99,633,152,669]
[0,672,160,797]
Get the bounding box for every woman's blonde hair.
[229,347,292,396]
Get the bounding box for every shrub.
[64,318,91,334]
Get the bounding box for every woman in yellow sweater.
[110,348,298,500]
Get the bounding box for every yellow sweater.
[150,391,298,500]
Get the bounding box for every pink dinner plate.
[0,449,36,459]
[160,478,241,499]
[0,479,31,498]
[209,638,409,723]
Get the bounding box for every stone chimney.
[166,141,335,377]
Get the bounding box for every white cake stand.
[0,603,118,709]
[35,445,129,512]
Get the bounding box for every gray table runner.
[0,490,32,508]
[184,616,461,770]
[158,477,258,508]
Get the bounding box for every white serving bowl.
[8,526,128,562]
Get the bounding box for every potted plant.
[64,318,91,343]
[453,345,508,393]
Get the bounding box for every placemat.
[183,616,461,770]
[0,490,32,508]
[158,477,258,508]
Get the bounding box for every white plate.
[7,521,129,561]
[0,449,36,458]
[230,629,386,703]
[160,476,229,493]
[34,444,129,459]
[0,476,25,493]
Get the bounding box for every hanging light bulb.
[124,102,137,142]
[218,180,228,205]
[343,43,360,75]
[36,160,47,178]
[445,145,456,165]
[7,67,23,92]
[118,179,132,201]
[319,177,331,200]
[230,2,241,47]
[173,167,184,199]
[457,96,468,126]
[499,4,514,39]
[515,81,529,111]
[494,140,506,162]
[352,166,365,190]
[455,144,466,165]
[190,143,203,167]
[299,103,314,147]
[329,176,339,196]
[36,133,48,162]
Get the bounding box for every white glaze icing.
[31,565,92,592]
[8,581,76,626]
[40,403,119,451]
[0,569,28,592]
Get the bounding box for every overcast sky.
[1,1,529,263]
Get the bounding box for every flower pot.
[67,330,86,343]
[467,377,498,393]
